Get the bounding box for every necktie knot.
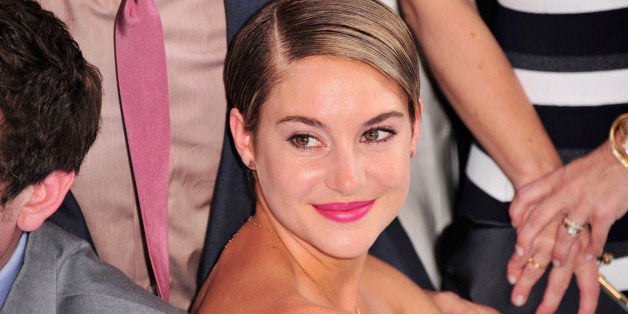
[116,0,162,31]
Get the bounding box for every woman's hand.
[510,142,628,267]
[507,142,628,311]
[426,290,499,314]
[507,221,599,313]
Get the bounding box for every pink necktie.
[114,0,170,300]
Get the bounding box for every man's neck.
[0,232,28,307]
[0,226,23,269]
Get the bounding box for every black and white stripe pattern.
[460,1,628,241]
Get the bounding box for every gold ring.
[528,256,544,269]
[563,216,585,237]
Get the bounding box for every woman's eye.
[361,128,395,143]
[289,134,322,148]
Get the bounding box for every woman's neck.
[253,204,366,312]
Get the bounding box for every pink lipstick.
[312,200,375,223]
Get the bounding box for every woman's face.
[232,56,420,259]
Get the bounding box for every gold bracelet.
[609,113,628,168]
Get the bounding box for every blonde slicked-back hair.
[225,0,420,139]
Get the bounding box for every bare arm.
[399,0,561,188]
[398,0,593,310]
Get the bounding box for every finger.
[510,177,553,228]
[429,291,499,314]
[507,247,530,285]
[474,303,500,314]
[536,238,582,314]
[551,214,586,267]
[508,217,559,285]
[583,215,614,262]
[574,256,600,314]
[515,203,566,265]
[511,222,560,307]
[535,264,574,314]
[510,242,553,307]
[507,231,549,286]
[510,254,550,307]
[460,298,501,314]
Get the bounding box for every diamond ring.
[563,216,585,237]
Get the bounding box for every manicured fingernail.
[516,246,524,257]
[514,295,525,307]
[585,254,594,262]
[508,275,517,285]
[553,259,560,267]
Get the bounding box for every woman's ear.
[410,99,423,158]
[229,108,256,168]
[16,171,75,232]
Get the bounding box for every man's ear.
[410,99,423,158]
[229,108,256,168]
[17,171,75,232]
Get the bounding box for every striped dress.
[444,1,628,312]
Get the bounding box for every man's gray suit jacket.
[1,223,182,313]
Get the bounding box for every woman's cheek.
[270,159,324,194]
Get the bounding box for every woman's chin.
[315,233,378,260]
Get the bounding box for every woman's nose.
[325,146,364,196]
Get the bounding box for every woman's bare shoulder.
[362,255,442,313]
[362,254,423,293]
[191,226,319,313]
[194,276,340,314]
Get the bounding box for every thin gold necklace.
[247,217,362,314]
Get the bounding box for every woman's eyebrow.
[363,111,405,127]
[276,116,324,128]
[276,111,405,128]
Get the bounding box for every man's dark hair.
[0,0,102,204]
